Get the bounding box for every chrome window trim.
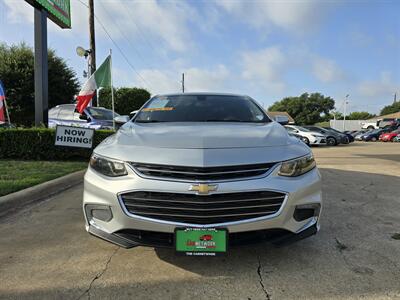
[117,188,288,227]
[127,163,280,183]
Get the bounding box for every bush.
[0,43,79,126]
[0,128,114,160]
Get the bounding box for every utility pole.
[181,73,185,93]
[343,94,349,131]
[89,0,97,106]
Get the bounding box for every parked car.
[84,93,322,251]
[284,125,326,146]
[303,126,343,146]
[379,129,400,142]
[324,127,354,143]
[361,120,379,130]
[48,104,121,130]
[350,129,367,137]
[355,130,372,141]
[288,132,310,146]
[378,118,400,128]
[362,126,398,141]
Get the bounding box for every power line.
[100,0,182,87]
[76,0,152,89]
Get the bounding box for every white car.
[285,125,327,146]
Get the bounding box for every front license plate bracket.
[175,227,228,256]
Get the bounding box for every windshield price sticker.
[55,125,94,149]
[175,228,228,256]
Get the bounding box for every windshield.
[86,107,120,120]
[296,126,311,132]
[135,95,269,123]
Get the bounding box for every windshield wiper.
[204,119,245,122]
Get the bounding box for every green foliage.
[0,128,113,160]
[380,102,400,116]
[346,111,376,120]
[99,87,151,115]
[269,93,335,125]
[0,43,79,126]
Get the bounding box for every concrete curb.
[0,169,86,217]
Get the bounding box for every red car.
[379,129,400,142]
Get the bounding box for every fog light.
[85,205,113,222]
[293,203,321,222]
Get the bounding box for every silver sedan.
[83,93,322,255]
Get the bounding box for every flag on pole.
[0,80,6,123]
[76,55,111,113]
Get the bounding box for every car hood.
[94,122,310,166]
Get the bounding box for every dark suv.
[48,104,119,130]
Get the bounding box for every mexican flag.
[76,55,112,113]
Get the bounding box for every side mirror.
[79,114,88,121]
[114,115,130,124]
[129,110,138,118]
[275,115,289,125]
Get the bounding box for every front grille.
[120,191,286,225]
[130,162,275,181]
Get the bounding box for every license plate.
[175,228,228,256]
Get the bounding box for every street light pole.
[89,0,97,106]
[343,94,349,131]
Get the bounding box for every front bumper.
[310,136,327,145]
[83,164,322,248]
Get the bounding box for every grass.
[0,160,88,197]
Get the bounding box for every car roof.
[152,92,248,98]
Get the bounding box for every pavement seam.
[256,253,271,300]
[77,247,120,300]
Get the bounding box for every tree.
[346,111,376,120]
[98,87,151,115]
[0,43,79,126]
[380,102,400,116]
[268,92,335,125]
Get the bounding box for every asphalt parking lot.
[0,142,399,300]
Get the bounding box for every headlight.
[89,154,128,177]
[311,134,322,138]
[278,154,316,177]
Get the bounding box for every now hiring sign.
[55,125,94,149]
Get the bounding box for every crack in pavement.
[77,247,120,300]
[256,254,271,300]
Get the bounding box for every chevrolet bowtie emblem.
[189,183,218,195]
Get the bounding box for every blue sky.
[1,0,399,113]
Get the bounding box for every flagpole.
[110,49,115,131]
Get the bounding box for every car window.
[285,126,295,132]
[86,107,119,120]
[58,105,75,120]
[135,95,269,123]
[296,126,310,132]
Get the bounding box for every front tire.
[301,137,310,145]
[371,137,377,142]
[327,137,336,146]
